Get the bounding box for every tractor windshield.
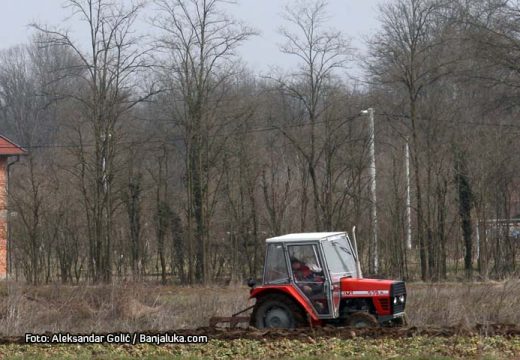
[322,235,357,277]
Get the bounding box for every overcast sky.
[0,0,385,79]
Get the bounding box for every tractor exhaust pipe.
[352,226,363,278]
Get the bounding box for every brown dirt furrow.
[0,324,519,344]
[197,323,520,340]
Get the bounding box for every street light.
[405,140,412,250]
[361,108,378,274]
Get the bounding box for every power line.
[380,112,520,129]
[3,112,519,151]
[1,113,364,150]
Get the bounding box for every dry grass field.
[0,280,518,335]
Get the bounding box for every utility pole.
[405,140,412,250]
[475,222,480,262]
[361,108,378,273]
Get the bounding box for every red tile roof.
[0,135,27,156]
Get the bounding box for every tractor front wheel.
[251,294,306,329]
[345,311,379,328]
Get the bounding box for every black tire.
[345,311,379,328]
[251,294,306,329]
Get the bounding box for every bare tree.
[0,37,76,283]
[33,0,155,282]
[368,0,459,280]
[153,0,255,284]
[275,0,354,230]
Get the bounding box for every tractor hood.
[339,278,407,317]
[339,278,396,297]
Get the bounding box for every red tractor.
[225,232,406,328]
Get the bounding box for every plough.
[209,305,255,328]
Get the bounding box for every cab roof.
[266,232,345,243]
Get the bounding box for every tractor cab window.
[322,235,357,277]
[263,244,289,284]
[288,245,321,272]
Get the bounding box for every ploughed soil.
[0,324,518,344]
[198,323,520,341]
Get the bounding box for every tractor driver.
[290,259,324,295]
[291,258,327,313]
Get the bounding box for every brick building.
[0,135,26,278]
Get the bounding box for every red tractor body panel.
[250,278,405,324]
[249,285,321,324]
[340,278,395,316]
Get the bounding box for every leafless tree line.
[0,0,519,284]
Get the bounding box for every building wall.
[0,158,7,277]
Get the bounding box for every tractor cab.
[249,232,406,328]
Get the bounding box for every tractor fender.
[249,285,320,323]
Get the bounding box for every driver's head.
[291,258,302,270]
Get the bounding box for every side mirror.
[247,278,256,288]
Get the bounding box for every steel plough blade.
[209,316,251,329]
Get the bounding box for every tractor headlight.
[393,297,398,305]
[399,295,405,304]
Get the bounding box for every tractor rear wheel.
[251,294,306,329]
[345,312,379,328]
